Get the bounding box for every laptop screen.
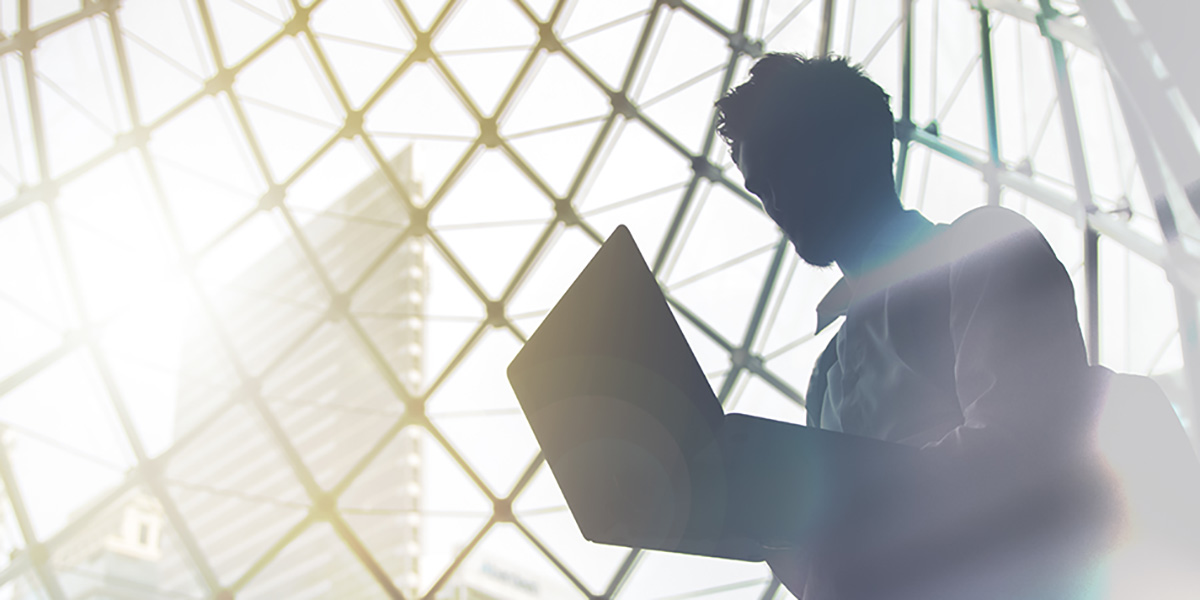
[507,225,727,546]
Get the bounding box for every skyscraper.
[46,147,426,599]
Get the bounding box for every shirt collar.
[815,210,938,334]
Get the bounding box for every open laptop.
[507,225,920,561]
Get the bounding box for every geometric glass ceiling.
[1,0,1197,598]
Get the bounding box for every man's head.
[717,53,899,267]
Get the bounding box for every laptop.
[507,225,921,561]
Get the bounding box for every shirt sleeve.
[923,206,1096,488]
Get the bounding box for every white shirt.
[795,207,1113,600]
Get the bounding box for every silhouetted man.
[716,53,1117,599]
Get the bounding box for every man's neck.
[834,200,907,279]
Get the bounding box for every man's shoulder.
[940,205,1050,261]
[948,205,1040,235]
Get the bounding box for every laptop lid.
[507,225,731,554]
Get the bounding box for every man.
[716,53,1117,599]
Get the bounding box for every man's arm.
[916,206,1105,551]
[924,207,1093,470]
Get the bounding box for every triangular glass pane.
[558,0,648,42]
[29,0,74,29]
[725,372,808,425]
[843,2,901,67]
[438,49,534,117]
[337,264,417,356]
[506,226,598,334]
[1075,69,1132,208]
[860,39,901,109]
[119,0,213,81]
[1029,109,1078,189]
[340,425,486,598]
[431,151,553,299]
[261,321,403,491]
[575,120,691,214]
[1098,239,1176,374]
[935,61,987,153]
[632,10,728,105]
[0,204,75,370]
[51,486,207,600]
[687,0,741,33]
[310,0,413,109]
[433,0,538,114]
[669,248,776,351]
[905,0,937,126]
[759,1,823,54]
[36,18,126,135]
[908,147,986,224]
[235,38,342,181]
[411,240,486,395]
[343,424,493,598]
[149,95,264,253]
[899,143,935,210]
[56,151,176,320]
[372,135,475,209]
[172,313,243,447]
[618,548,773,600]
[338,429,423,597]
[408,0,449,31]
[285,139,399,215]
[0,55,33,194]
[0,297,60,385]
[560,3,648,91]
[577,179,683,269]
[513,461,629,596]
[1,349,135,539]
[284,141,411,293]
[639,64,724,155]
[123,30,209,125]
[426,330,540,497]
[35,20,127,178]
[163,401,310,586]
[752,252,842,356]
[991,20,1058,166]
[206,0,288,67]
[236,521,382,599]
[761,325,837,407]
[447,522,590,599]
[503,54,610,196]
[432,149,553,225]
[364,62,479,200]
[317,35,407,111]
[503,53,609,135]
[99,274,201,459]
[661,183,777,286]
[193,210,331,376]
[5,427,127,546]
[365,62,478,139]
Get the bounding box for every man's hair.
[716,53,895,181]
